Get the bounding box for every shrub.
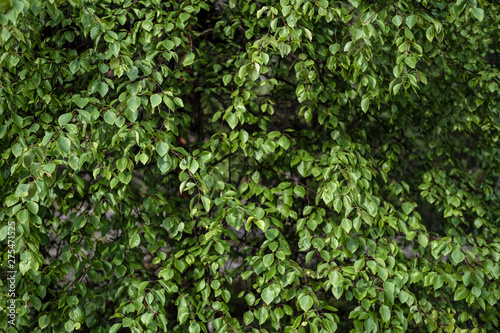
[1,0,499,332]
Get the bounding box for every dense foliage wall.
[1,0,500,332]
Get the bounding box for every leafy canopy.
[1,0,500,332]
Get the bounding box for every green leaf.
[98,82,109,97]
[23,152,33,168]
[364,318,375,332]
[402,202,413,215]
[426,26,434,42]
[286,14,296,28]
[74,95,89,109]
[393,82,403,94]
[109,323,122,333]
[69,60,80,74]
[179,12,190,22]
[182,53,195,66]
[322,189,333,205]
[13,114,23,127]
[119,172,132,184]
[139,152,148,164]
[329,270,342,288]
[42,131,54,146]
[163,40,175,50]
[174,97,184,107]
[127,96,141,112]
[265,228,279,240]
[142,20,153,31]
[278,136,290,149]
[58,136,71,155]
[404,28,414,40]
[164,96,175,110]
[418,234,428,247]
[299,295,313,312]
[151,94,162,108]
[462,271,472,286]
[122,317,133,328]
[73,215,86,230]
[294,185,306,198]
[129,233,140,248]
[39,315,50,329]
[341,218,352,233]
[243,311,254,325]
[454,286,469,301]
[404,57,416,68]
[178,305,189,325]
[64,320,75,332]
[329,43,340,54]
[451,248,465,264]
[117,158,127,172]
[69,155,79,170]
[140,313,154,325]
[104,110,116,125]
[58,113,73,126]
[127,66,139,81]
[156,142,169,157]
[392,15,402,27]
[223,74,232,86]
[189,159,199,173]
[380,305,390,323]
[189,322,200,333]
[378,266,389,281]
[5,194,18,207]
[348,0,360,8]
[472,8,484,22]
[406,15,417,29]
[20,259,31,274]
[27,201,39,214]
[227,113,238,129]
[262,286,275,305]
[255,219,266,231]
[361,95,370,112]
[449,196,460,208]
[333,197,342,213]
[125,108,139,122]
[418,70,428,85]
[110,42,120,57]
[263,253,274,267]
[201,196,211,212]
[116,265,127,278]
[383,280,395,304]
[258,307,268,325]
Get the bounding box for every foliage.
[1,0,500,332]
